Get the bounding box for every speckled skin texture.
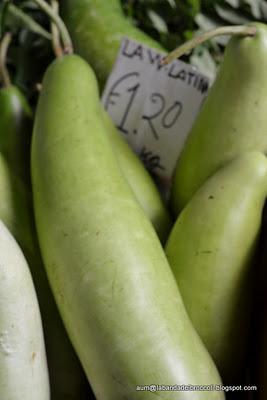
[166,152,267,384]
[32,54,224,400]
[171,23,267,215]
[102,109,171,244]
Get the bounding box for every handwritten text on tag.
[102,38,209,187]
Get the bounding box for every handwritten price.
[104,71,183,141]
[102,38,209,187]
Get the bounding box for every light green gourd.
[166,152,267,383]
[102,109,171,243]
[171,23,267,215]
[32,54,224,400]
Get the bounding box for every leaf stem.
[8,3,52,40]
[33,0,73,54]
[0,31,12,87]
[162,25,257,65]
[50,0,63,58]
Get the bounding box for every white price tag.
[102,38,209,188]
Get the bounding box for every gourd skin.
[60,0,165,89]
[0,156,90,399]
[102,109,172,243]
[32,54,224,400]
[171,22,267,215]
[166,152,267,383]
[0,220,50,400]
[61,0,171,243]
[0,85,32,185]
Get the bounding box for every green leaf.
[7,4,51,40]
[165,0,176,9]
[195,12,220,30]
[190,46,218,83]
[243,0,262,19]
[225,0,241,8]
[147,9,168,34]
[260,1,267,20]
[214,4,252,24]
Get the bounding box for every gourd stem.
[0,32,12,88]
[8,4,52,40]
[50,0,63,58]
[162,25,257,65]
[33,0,73,54]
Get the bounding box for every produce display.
[166,151,267,384]
[170,22,267,214]
[0,57,91,400]
[0,1,266,399]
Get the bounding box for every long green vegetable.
[166,151,267,383]
[32,53,224,400]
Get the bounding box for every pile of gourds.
[0,1,266,399]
